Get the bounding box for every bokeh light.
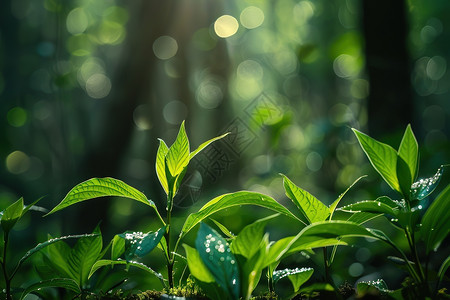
[214,15,239,38]
[240,6,265,29]
[7,107,28,127]
[153,36,178,60]
[6,151,30,175]
[66,7,89,35]
[85,73,111,98]
[163,101,188,125]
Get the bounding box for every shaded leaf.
[352,128,400,193]
[357,279,392,295]
[89,259,164,282]
[274,268,314,293]
[300,220,380,240]
[339,197,399,217]
[410,165,444,201]
[166,120,190,177]
[1,197,24,234]
[347,212,383,225]
[111,235,125,261]
[398,124,419,181]
[397,156,413,200]
[420,184,450,253]
[181,191,302,237]
[119,226,166,260]
[183,244,215,283]
[44,235,74,279]
[281,174,329,224]
[329,176,366,219]
[46,178,154,215]
[20,278,81,300]
[156,139,170,195]
[438,255,450,288]
[196,223,240,300]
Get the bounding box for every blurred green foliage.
[0,0,449,294]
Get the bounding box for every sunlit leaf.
[329,175,366,219]
[111,235,125,261]
[420,184,450,254]
[241,235,268,299]
[398,124,419,182]
[346,212,382,225]
[181,191,302,237]
[339,197,399,217]
[300,220,380,240]
[230,214,278,259]
[46,177,154,215]
[352,128,400,193]
[1,197,24,234]
[183,244,215,283]
[44,235,74,279]
[166,120,190,177]
[190,132,229,159]
[397,156,413,199]
[410,165,444,201]
[20,278,81,300]
[119,226,166,260]
[156,139,169,195]
[281,174,329,224]
[273,267,314,292]
[196,223,240,300]
[211,219,236,240]
[88,259,164,283]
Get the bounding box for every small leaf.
[196,223,240,300]
[20,278,81,300]
[357,279,392,295]
[281,174,329,224]
[346,212,383,225]
[398,124,419,181]
[438,255,450,288]
[181,191,302,237]
[329,175,366,219]
[420,184,450,253]
[352,128,400,193]
[89,259,164,283]
[166,121,190,177]
[1,197,24,233]
[183,244,215,283]
[112,235,125,260]
[46,178,154,215]
[211,219,236,240]
[339,197,399,217]
[156,139,170,195]
[273,267,314,292]
[410,165,444,200]
[397,156,413,200]
[230,214,278,259]
[119,226,166,260]
[190,132,229,159]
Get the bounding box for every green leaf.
[44,235,74,279]
[346,212,383,225]
[397,156,413,200]
[183,244,215,283]
[438,255,450,289]
[17,234,99,272]
[196,223,240,300]
[20,278,81,300]
[68,227,103,287]
[230,214,278,259]
[410,165,444,201]
[299,282,334,293]
[357,279,392,295]
[300,220,380,240]
[352,128,400,193]
[398,124,419,182]
[273,267,314,292]
[89,259,164,283]
[166,121,190,177]
[241,235,268,299]
[1,197,24,233]
[190,132,229,159]
[112,235,125,261]
[329,175,366,219]
[46,177,154,215]
[181,191,302,237]
[118,226,166,260]
[156,139,170,195]
[281,174,329,224]
[420,184,450,253]
[339,196,400,217]
[211,219,236,240]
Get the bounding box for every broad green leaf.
[119,226,166,260]
[352,128,400,193]
[68,227,102,287]
[181,191,302,236]
[420,184,450,253]
[397,156,413,199]
[398,124,419,181]
[410,165,444,201]
[156,139,170,195]
[46,177,154,215]
[166,121,190,177]
[230,214,278,259]
[241,235,268,299]
[196,223,240,300]
[17,234,99,272]
[299,282,334,293]
[1,197,24,233]
[300,220,380,240]
[438,255,450,288]
[111,235,125,261]
[357,279,392,295]
[329,176,366,219]
[190,132,229,159]
[89,259,164,283]
[20,278,81,300]
[44,235,74,279]
[339,197,400,217]
[183,244,215,283]
[273,267,314,292]
[281,174,329,224]
[347,212,383,225]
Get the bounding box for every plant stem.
[2,233,11,300]
[322,247,331,285]
[166,192,174,289]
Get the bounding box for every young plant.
[0,198,96,300]
[342,124,450,297]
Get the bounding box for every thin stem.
[405,228,425,284]
[2,233,11,300]
[165,192,174,289]
[322,247,331,284]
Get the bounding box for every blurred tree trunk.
[362,0,413,138]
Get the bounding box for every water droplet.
[230,260,235,264]
[206,248,211,253]
[220,257,225,262]
[377,202,381,206]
